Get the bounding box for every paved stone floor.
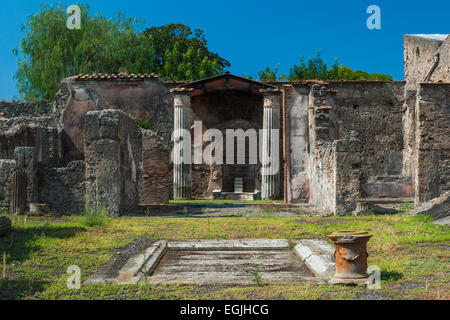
[140,202,325,218]
[147,249,315,285]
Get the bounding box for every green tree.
[258,64,280,82]
[161,43,223,80]
[13,3,156,101]
[144,23,230,80]
[286,51,392,81]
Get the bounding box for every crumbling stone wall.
[0,126,28,159]
[328,81,405,184]
[0,121,61,167]
[0,101,51,118]
[404,35,446,88]
[38,161,85,214]
[403,34,448,177]
[333,139,361,214]
[58,76,173,164]
[414,83,450,204]
[0,160,16,211]
[14,147,38,204]
[141,129,170,204]
[431,36,450,82]
[307,84,361,215]
[84,109,142,216]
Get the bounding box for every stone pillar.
[172,89,192,200]
[261,89,281,200]
[84,109,142,216]
[14,147,38,203]
[10,170,27,214]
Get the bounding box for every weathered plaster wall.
[414,83,450,204]
[59,77,173,164]
[308,84,338,213]
[309,144,335,212]
[84,109,142,216]
[284,84,310,203]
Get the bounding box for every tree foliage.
[13,3,156,101]
[161,43,223,81]
[144,24,229,80]
[258,64,280,82]
[258,50,392,82]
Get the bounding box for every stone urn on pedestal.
[328,230,372,285]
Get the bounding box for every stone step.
[358,198,414,204]
[355,198,414,215]
[234,177,243,193]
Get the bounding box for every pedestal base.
[329,276,369,286]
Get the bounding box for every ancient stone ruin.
[0,34,448,216]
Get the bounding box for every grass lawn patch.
[0,212,448,299]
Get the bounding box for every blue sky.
[0,0,448,100]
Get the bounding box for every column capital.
[260,88,281,109]
[170,87,194,94]
[171,88,193,108]
[259,88,282,95]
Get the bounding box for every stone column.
[261,89,281,200]
[172,89,192,200]
[10,170,27,214]
[14,147,38,203]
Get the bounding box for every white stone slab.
[294,239,335,279]
[85,240,167,285]
[168,239,290,250]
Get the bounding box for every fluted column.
[172,89,192,200]
[261,89,281,200]
[10,170,27,214]
[14,147,38,203]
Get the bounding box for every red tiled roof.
[71,73,160,81]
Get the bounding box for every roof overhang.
[174,72,277,96]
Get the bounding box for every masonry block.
[84,109,142,216]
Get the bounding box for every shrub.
[81,203,110,227]
[136,117,151,130]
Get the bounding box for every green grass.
[169,199,283,204]
[0,213,448,300]
[80,204,110,228]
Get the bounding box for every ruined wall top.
[404,34,449,90]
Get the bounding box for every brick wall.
[141,130,170,204]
